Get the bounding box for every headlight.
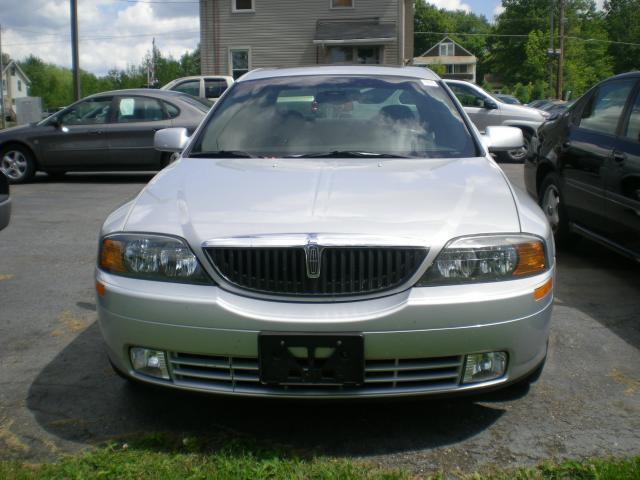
[415,235,547,286]
[99,234,213,284]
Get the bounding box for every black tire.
[539,172,574,248]
[0,144,36,183]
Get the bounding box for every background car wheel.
[539,172,574,247]
[497,130,530,163]
[0,145,36,183]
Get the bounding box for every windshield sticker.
[421,80,438,87]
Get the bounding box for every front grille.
[169,352,463,396]
[205,247,428,297]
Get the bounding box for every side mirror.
[154,128,189,153]
[483,126,524,153]
[483,98,499,110]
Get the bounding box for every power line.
[415,31,640,47]
[4,30,199,47]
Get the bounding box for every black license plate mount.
[258,333,364,386]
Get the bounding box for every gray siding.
[200,0,403,75]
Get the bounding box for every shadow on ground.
[555,239,640,351]
[27,322,510,457]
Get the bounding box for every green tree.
[604,0,640,73]
[524,29,548,80]
[489,0,613,98]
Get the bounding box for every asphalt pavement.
[0,166,639,475]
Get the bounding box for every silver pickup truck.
[445,79,548,162]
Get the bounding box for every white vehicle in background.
[161,75,234,103]
[445,79,548,162]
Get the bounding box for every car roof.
[85,88,188,99]
[607,71,640,81]
[238,65,440,82]
[165,75,233,81]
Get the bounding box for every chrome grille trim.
[204,246,428,297]
[169,353,463,395]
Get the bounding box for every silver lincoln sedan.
[96,66,555,398]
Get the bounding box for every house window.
[232,0,254,12]
[327,46,380,64]
[439,42,454,56]
[331,0,354,8]
[230,48,251,79]
[18,80,22,92]
[328,46,353,63]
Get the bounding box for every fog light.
[463,352,507,384]
[130,347,170,380]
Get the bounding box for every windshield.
[180,94,213,112]
[189,75,478,158]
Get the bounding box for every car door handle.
[612,151,627,164]
[88,130,103,135]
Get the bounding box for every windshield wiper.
[287,151,410,159]
[188,150,256,158]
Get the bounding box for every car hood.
[0,124,36,138]
[122,156,520,250]
[501,103,546,122]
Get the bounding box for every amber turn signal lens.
[513,241,546,276]
[100,239,127,273]
[533,277,553,301]
[95,280,106,297]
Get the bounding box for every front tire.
[539,172,573,247]
[0,145,36,183]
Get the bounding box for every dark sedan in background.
[0,172,9,231]
[526,72,640,261]
[0,89,209,183]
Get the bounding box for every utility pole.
[0,24,6,129]
[70,0,81,101]
[556,0,565,100]
[548,0,554,99]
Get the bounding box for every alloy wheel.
[542,184,561,233]
[507,135,530,162]
[1,150,28,181]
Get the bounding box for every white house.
[412,36,477,83]
[1,61,31,120]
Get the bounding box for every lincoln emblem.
[304,244,321,279]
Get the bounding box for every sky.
[0,0,604,77]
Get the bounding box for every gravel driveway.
[0,165,638,475]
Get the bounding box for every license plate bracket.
[259,333,364,386]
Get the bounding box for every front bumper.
[97,268,554,398]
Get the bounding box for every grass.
[0,434,638,479]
